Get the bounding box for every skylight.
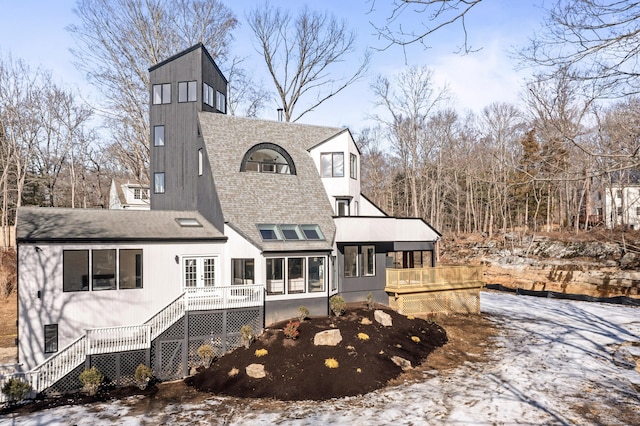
[176,218,202,227]
[256,224,325,241]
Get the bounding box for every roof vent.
[277,108,284,122]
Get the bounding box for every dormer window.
[321,152,344,177]
[241,143,296,175]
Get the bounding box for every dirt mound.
[185,305,447,401]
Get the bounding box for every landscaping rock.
[360,318,372,325]
[314,329,343,346]
[374,310,393,327]
[391,356,412,371]
[246,363,266,379]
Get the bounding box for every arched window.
[240,143,296,175]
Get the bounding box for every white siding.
[18,240,224,369]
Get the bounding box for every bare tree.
[371,66,449,217]
[521,0,640,98]
[369,0,484,53]
[247,3,371,122]
[225,57,270,118]
[68,0,238,181]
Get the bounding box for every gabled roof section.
[306,128,362,155]
[17,207,226,243]
[198,113,340,251]
[148,43,227,83]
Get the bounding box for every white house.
[108,179,150,210]
[13,44,440,395]
[598,184,640,229]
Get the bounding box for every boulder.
[360,317,372,325]
[314,329,343,346]
[391,356,412,371]
[246,363,266,379]
[374,310,393,327]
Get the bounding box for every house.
[108,179,150,210]
[597,183,640,229]
[13,44,442,395]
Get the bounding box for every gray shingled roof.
[198,113,339,251]
[17,207,226,242]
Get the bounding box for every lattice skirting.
[388,288,480,315]
[89,350,148,387]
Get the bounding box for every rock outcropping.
[441,233,640,299]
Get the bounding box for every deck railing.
[184,284,264,311]
[7,285,265,402]
[385,265,484,293]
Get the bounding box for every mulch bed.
[185,305,448,401]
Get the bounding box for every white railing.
[146,293,186,340]
[184,284,264,311]
[9,285,264,401]
[32,335,87,393]
[86,325,151,355]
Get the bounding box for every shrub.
[240,325,254,349]
[357,332,370,341]
[134,364,153,390]
[366,292,374,310]
[79,367,103,396]
[197,344,215,367]
[1,377,32,404]
[297,306,310,322]
[254,348,268,357]
[324,358,339,368]
[283,320,300,339]
[329,295,346,316]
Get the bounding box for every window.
[336,199,350,216]
[617,207,623,216]
[63,249,144,292]
[178,81,197,103]
[154,172,165,194]
[362,245,375,276]
[203,82,215,107]
[280,224,304,240]
[266,256,327,295]
[92,250,116,290]
[350,153,357,179]
[616,190,623,199]
[44,324,58,353]
[232,259,254,284]
[134,188,142,200]
[176,218,202,227]
[258,224,282,240]
[308,257,325,292]
[241,143,296,175]
[266,258,284,294]
[344,246,358,277]
[154,125,165,146]
[637,207,640,216]
[301,224,324,240]
[198,149,203,176]
[152,83,171,104]
[119,249,142,289]
[288,257,305,293]
[321,152,344,177]
[63,250,89,292]
[257,224,325,241]
[141,189,149,200]
[386,251,433,269]
[216,90,226,113]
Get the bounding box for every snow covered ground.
[2,291,640,425]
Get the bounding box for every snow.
[2,292,640,425]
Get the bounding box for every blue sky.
[0,0,544,130]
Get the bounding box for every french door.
[183,256,217,288]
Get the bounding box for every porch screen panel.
[92,250,116,290]
[63,250,89,292]
[288,258,305,294]
[266,258,284,294]
[119,249,143,289]
[308,257,325,292]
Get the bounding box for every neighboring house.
[598,184,640,229]
[108,179,150,210]
[13,44,440,394]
